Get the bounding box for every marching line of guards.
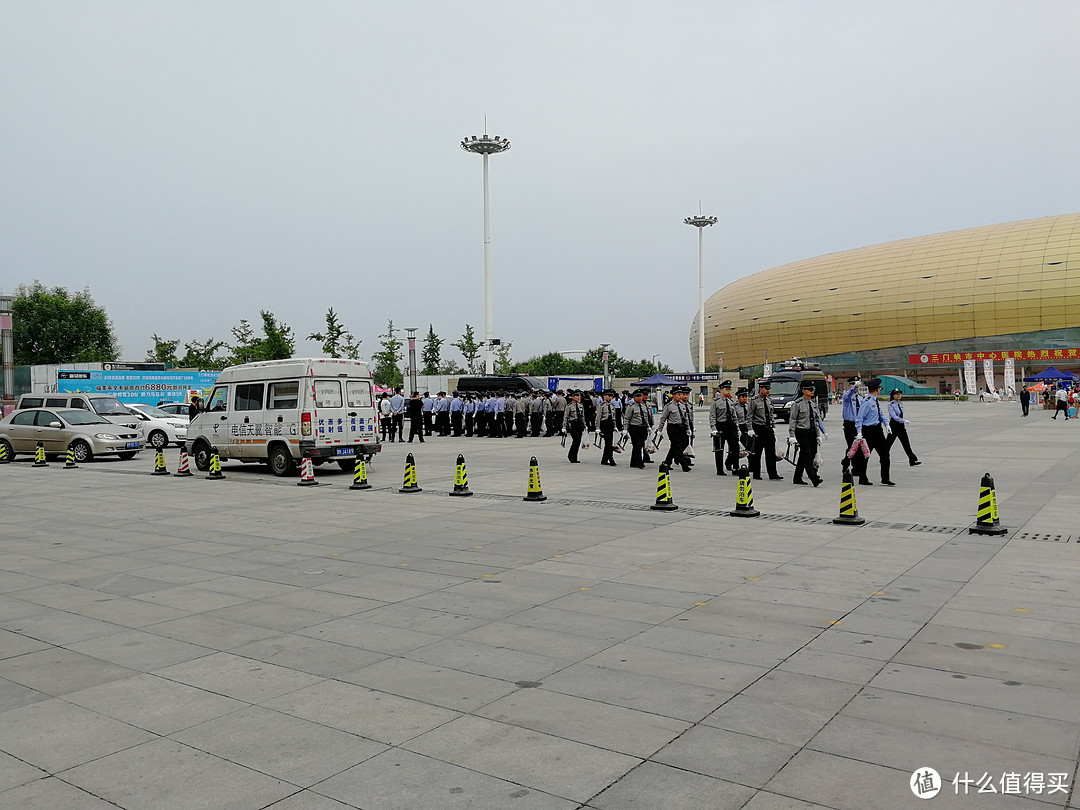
[374,377,921,488]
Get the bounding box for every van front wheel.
[269,445,297,477]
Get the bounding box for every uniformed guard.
[841,376,862,474]
[597,389,618,466]
[748,380,783,481]
[855,378,894,485]
[708,381,740,475]
[886,389,920,466]
[450,391,464,436]
[463,394,476,436]
[623,388,654,468]
[659,386,693,472]
[421,392,435,436]
[788,380,825,486]
[549,390,566,436]
[562,390,586,462]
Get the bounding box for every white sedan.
[127,405,188,450]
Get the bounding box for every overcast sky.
[3,1,1079,371]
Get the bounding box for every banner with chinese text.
[910,349,1080,364]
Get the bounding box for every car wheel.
[116,451,137,460]
[70,440,93,463]
[0,438,13,461]
[269,444,297,477]
[192,441,212,472]
[148,430,168,449]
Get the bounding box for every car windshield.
[91,397,131,416]
[58,409,111,425]
[135,406,172,418]
[768,380,799,397]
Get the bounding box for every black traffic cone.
[63,444,79,469]
[33,441,48,467]
[729,467,760,517]
[651,463,678,511]
[206,446,226,480]
[400,453,422,492]
[449,454,473,496]
[523,456,547,501]
[832,469,866,525]
[349,456,372,490]
[969,472,1007,535]
[151,446,170,476]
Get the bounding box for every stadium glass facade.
[691,213,1080,383]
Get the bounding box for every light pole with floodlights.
[461,128,511,375]
[405,328,419,395]
[685,213,718,373]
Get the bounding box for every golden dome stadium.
[691,212,1080,370]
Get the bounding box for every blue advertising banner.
[57,370,221,404]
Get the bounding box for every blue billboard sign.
[57,370,221,404]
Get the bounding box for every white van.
[186,358,381,476]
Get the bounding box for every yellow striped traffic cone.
[0,440,10,464]
[969,472,1007,536]
[151,446,170,476]
[63,444,79,469]
[832,469,865,525]
[297,454,319,487]
[449,454,472,497]
[523,456,547,502]
[650,463,678,511]
[349,456,372,490]
[205,447,226,480]
[729,467,760,518]
[399,453,422,493]
[33,441,48,467]
[174,443,193,477]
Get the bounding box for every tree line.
[7,282,672,387]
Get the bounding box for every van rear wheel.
[269,445,297,477]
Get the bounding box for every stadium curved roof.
[692,212,1080,369]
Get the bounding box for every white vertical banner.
[964,360,978,394]
[1004,358,1016,396]
[763,363,773,379]
[983,359,995,393]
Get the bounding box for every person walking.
[748,381,782,480]
[855,378,893,485]
[840,376,862,476]
[1019,387,1031,417]
[1053,384,1070,419]
[708,381,739,475]
[406,392,425,443]
[597,390,617,466]
[624,389,654,468]
[885,389,920,466]
[659,386,693,472]
[562,391,586,462]
[788,380,824,487]
[388,387,406,442]
[378,393,392,441]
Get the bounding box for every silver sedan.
[0,408,143,462]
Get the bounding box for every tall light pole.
[0,295,13,406]
[405,327,418,395]
[461,128,511,375]
[685,213,718,373]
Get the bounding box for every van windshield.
[768,380,799,397]
[90,397,131,416]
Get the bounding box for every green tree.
[146,334,180,365]
[258,310,294,361]
[420,324,443,375]
[179,338,228,370]
[371,319,403,388]
[11,282,120,364]
[229,319,259,365]
[510,352,581,376]
[308,307,360,359]
[493,341,513,374]
[451,324,481,374]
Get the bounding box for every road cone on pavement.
[297,453,319,486]
[33,441,48,467]
[399,453,422,492]
[0,442,9,464]
[729,467,760,517]
[206,447,226,480]
[832,469,865,525]
[174,443,193,477]
[449,454,473,497]
[523,456,547,501]
[151,446,170,476]
[349,456,372,490]
[650,463,678,511]
[969,472,1007,535]
[63,444,79,469]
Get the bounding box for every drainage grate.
[907,524,962,535]
[1014,532,1073,543]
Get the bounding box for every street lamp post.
[461,129,511,375]
[405,327,418,395]
[0,295,13,406]
[685,213,718,373]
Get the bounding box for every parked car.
[156,402,192,418]
[126,405,188,449]
[0,408,142,462]
[16,393,142,431]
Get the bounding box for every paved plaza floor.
[1,399,1078,809]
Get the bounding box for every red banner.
[909,349,1080,364]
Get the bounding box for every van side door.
[266,380,301,455]
[233,383,266,458]
[345,379,377,452]
[203,385,232,456]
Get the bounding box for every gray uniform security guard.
[788,380,825,487]
[623,389,654,468]
[660,386,694,472]
[708,381,740,475]
[748,381,783,481]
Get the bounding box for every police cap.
[800,381,817,391]
[736,387,749,397]
[719,380,733,389]
[757,380,771,390]
[866,378,883,390]
[847,376,860,384]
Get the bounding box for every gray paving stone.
[402,714,640,803]
[0,698,154,772]
[455,620,614,660]
[0,749,47,792]
[314,748,578,809]
[0,609,125,645]
[0,628,50,659]
[591,761,756,810]
[142,613,280,649]
[263,792,360,810]
[337,655,517,711]
[0,648,137,696]
[0,776,121,809]
[404,637,569,682]
[60,738,295,810]
[740,792,838,809]
[63,673,245,734]
[155,651,324,703]
[66,628,214,671]
[231,633,388,678]
[701,694,838,746]
[0,676,50,711]
[297,614,444,654]
[262,679,460,744]
[652,725,799,788]
[777,648,888,685]
[582,642,768,691]
[174,705,386,787]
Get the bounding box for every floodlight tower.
[461,128,511,375]
[685,213,718,373]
